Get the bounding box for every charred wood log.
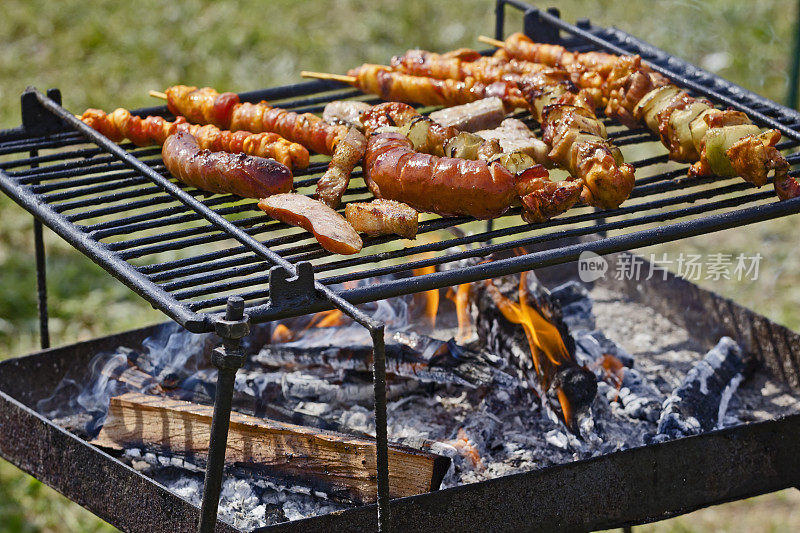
[251,329,518,390]
[654,337,751,441]
[93,392,450,504]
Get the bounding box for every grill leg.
[30,148,49,350]
[370,325,391,531]
[34,218,50,349]
[198,297,249,533]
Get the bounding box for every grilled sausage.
[161,131,293,198]
[363,132,518,219]
[258,193,363,255]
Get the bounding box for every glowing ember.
[446,283,473,343]
[412,263,439,329]
[450,428,485,472]
[598,353,625,400]
[271,324,294,343]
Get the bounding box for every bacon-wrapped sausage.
[165,85,347,155]
[80,108,309,170]
[161,131,293,198]
[346,64,528,110]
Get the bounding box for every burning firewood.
[472,269,596,426]
[93,392,450,504]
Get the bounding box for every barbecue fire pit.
[2,1,800,532]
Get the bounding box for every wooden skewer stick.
[149,90,168,100]
[478,35,506,48]
[300,71,357,84]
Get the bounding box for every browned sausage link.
[316,127,367,209]
[161,131,294,199]
[363,132,517,219]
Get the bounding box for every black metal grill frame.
[2,1,800,531]
[2,3,800,333]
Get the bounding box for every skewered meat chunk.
[165,85,347,155]
[323,100,372,129]
[161,131,293,199]
[475,118,550,165]
[428,97,506,132]
[258,194,363,255]
[80,108,309,170]
[316,127,367,209]
[345,199,419,238]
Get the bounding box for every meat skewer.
[481,34,797,200]
[316,127,366,209]
[161,131,294,198]
[301,68,529,110]
[382,48,634,208]
[79,107,310,170]
[161,85,348,155]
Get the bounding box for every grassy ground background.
[1,0,799,531]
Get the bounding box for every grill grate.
[2,4,800,335]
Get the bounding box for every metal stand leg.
[370,325,391,531]
[30,148,49,350]
[198,297,249,533]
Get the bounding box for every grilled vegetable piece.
[428,97,506,132]
[258,193,363,255]
[161,131,293,198]
[80,108,309,170]
[345,199,419,239]
[165,85,347,155]
[316,127,367,209]
[323,100,372,130]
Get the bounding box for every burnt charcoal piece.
[655,337,750,440]
[552,366,597,411]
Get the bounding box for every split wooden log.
[93,392,450,503]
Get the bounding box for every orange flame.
[305,309,347,330]
[446,283,473,343]
[271,324,294,343]
[486,272,570,381]
[486,271,573,424]
[413,261,439,329]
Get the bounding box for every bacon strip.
[165,85,348,155]
[80,108,309,170]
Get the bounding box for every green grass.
[1,0,799,531]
